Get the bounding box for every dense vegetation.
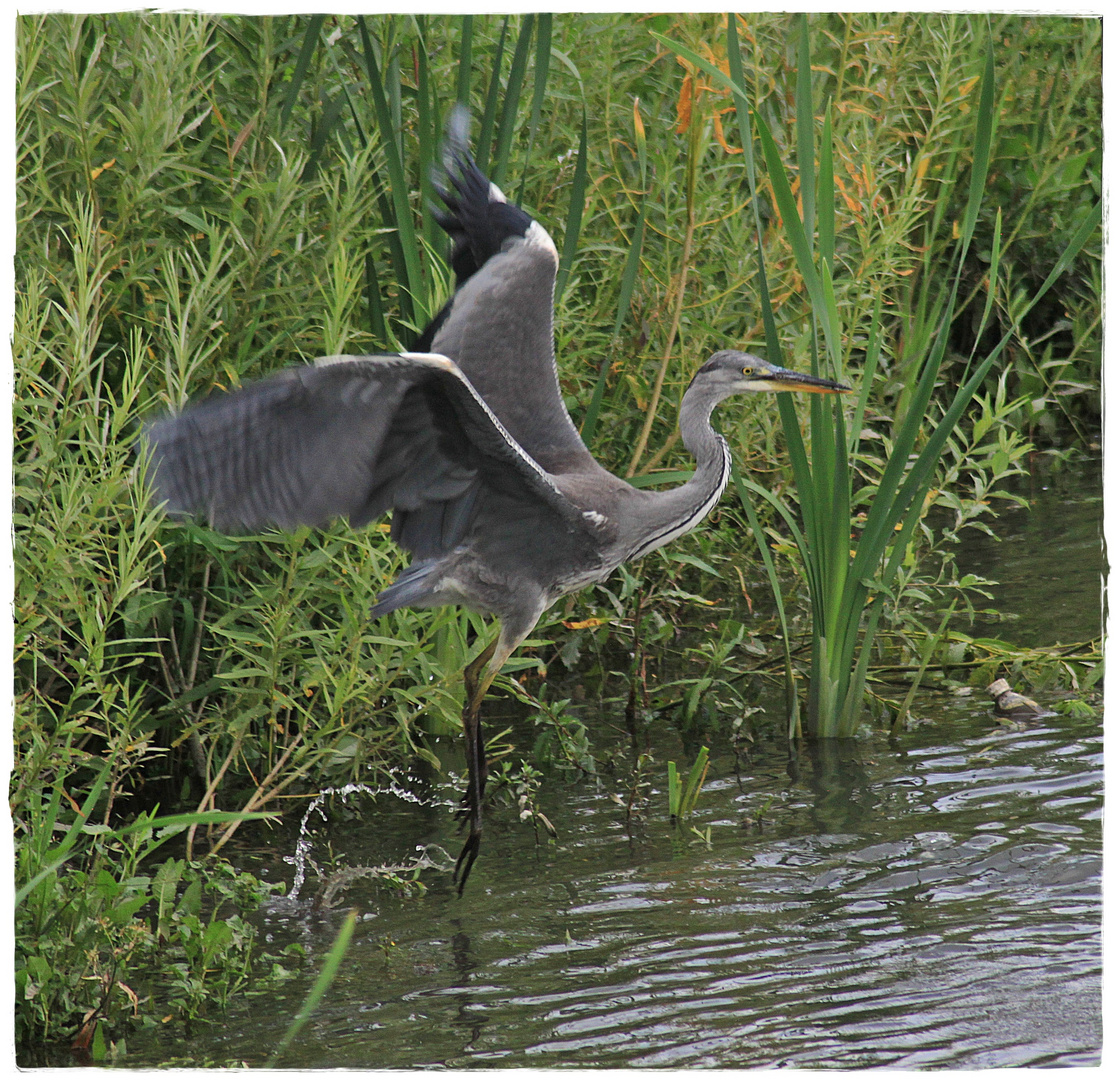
[13,11,1101,1057]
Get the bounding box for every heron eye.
[741,367,753,376]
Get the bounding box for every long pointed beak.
[763,367,851,394]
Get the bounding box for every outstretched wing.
[412,109,598,477]
[143,352,597,562]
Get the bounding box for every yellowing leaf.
[676,72,694,133]
[712,109,742,155]
[562,617,606,630]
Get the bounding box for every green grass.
[13,10,1101,1052]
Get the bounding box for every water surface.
[126,709,1101,1069]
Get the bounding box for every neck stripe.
[627,439,732,561]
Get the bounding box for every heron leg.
[453,636,500,894]
[452,604,543,894]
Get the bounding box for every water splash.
[283,773,455,902]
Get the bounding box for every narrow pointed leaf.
[456,15,472,106]
[818,103,835,268]
[517,13,552,204]
[733,471,800,732]
[491,13,534,188]
[269,909,358,1065]
[476,16,509,173]
[554,108,587,303]
[795,14,815,238]
[280,14,325,133]
[356,16,427,325]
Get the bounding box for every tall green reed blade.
[490,13,534,189]
[355,15,428,332]
[334,77,388,341]
[581,97,646,444]
[279,14,325,133]
[817,103,835,269]
[753,110,842,372]
[795,15,815,242]
[724,15,799,718]
[554,107,588,304]
[279,15,342,182]
[301,90,348,182]
[413,17,442,265]
[517,13,552,206]
[475,15,509,173]
[456,16,472,106]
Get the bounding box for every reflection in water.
[129,714,1100,1069]
[956,459,1104,647]
[448,923,486,1052]
[795,737,880,833]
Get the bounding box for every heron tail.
[369,561,442,618]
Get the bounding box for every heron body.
[145,111,848,890]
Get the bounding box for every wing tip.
[444,104,470,163]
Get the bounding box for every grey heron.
[145,113,849,891]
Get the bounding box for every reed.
[664,15,1100,736]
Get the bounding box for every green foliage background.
[12,11,1101,1052]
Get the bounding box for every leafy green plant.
[667,745,710,823]
[664,15,1100,736]
[14,755,278,1053]
[489,759,558,842]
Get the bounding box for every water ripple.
[131,713,1100,1069]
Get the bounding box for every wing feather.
[415,134,599,476]
[143,353,596,561]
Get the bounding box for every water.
[128,462,1103,1068]
[134,718,1100,1069]
[956,458,1105,647]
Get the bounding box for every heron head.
[696,350,851,396]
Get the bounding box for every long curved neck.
[626,386,732,561]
